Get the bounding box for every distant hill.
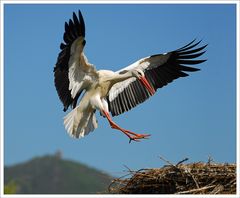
[4,154,113,194]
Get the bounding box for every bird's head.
[132,69,155,96]
[132,69,145,78]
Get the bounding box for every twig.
[210,184,224,194]
[159,156,189,168]
[177,185,216,194]
[109,161,236,194]
[207,156,214,165]
[176,158,189,166]
[185,169,200,189]
[159,156,177,168]
[123,165,134,174]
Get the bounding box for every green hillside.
[4,154,113,194]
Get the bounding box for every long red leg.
[102,110,151,142]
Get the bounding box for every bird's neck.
[112,71,134,84]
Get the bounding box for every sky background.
[3,3,236,177]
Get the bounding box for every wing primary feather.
[178,44,208,55]
[122,91,131,111]
[178,65,200,72]
[71,14,80,37]
[111,100,115,117]
[129,84,137,106]
[137,79,151,98]
[73,12,81,38]
[64,22,69,33]
[109,99,115,116]
[115,96,122,115]
[78,10,85,37]
[175,39,196,51]
[110,100,116,117]
[149,70,161,87]
[177,51,206,59]
[177,59,206,65]
[73,12,80,29]
[132,81,142,104]
[135,81,145,103]
[118,95,125,115]
[68,19,76,39]
[177,71,189,77]
[145,72,156,90]
[122,89,131,111]
[176,40,202,52]
[114,99,120,116]
[119,92,127,113]
[125,87,134,109]
[120,92,128,113]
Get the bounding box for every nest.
[109,158,236,194]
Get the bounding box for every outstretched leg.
[102,110,150,143]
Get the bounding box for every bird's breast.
[96,70,117,97]
[98,81,112,97]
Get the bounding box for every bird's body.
[54,10,207,142]
[64,67,150,139]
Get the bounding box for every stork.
[54,10,207,142]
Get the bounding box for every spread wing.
[54,10,97,112]
[107,40,207,116]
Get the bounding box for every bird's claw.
[128,134,151,143]
[129,138,140,143]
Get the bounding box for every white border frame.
[0,1,239,197]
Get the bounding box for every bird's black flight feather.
[54,10,85,112]
[107,40,207,117]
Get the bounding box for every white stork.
[54,10,207,142]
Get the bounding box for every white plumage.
[54,10,207,142]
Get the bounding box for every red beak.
[139,76,155,96]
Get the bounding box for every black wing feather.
[54,10,85,111]
[108,40,207,117]
[176,40,202,52]
[144,40,207,92]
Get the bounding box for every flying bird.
[54,10,207,142]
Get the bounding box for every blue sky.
[3,3,237,177]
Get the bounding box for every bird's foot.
[125,130,151,143]
[105,112,151,143]
[128,134,151,143]
[110,123,151,143]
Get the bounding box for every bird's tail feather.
[63,108,98,139]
